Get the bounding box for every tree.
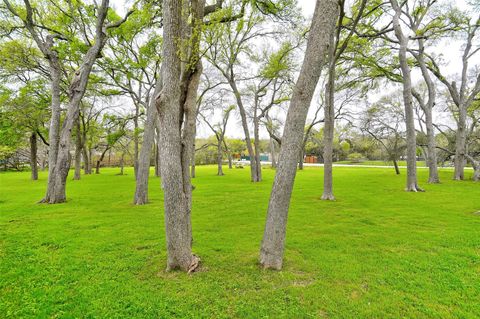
[259,0,339,270]
[200,102,235,176]
[3,0,134,203]
[360,94,407,175]
[390,0,423,192]
[426,11,480,180]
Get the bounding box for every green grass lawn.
[335,160,426,166]
[1,166,479,318]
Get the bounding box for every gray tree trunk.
[133,103,140,178]
[46,1,111,203]
[321,41,336,200]
[30,132,38,180]
[454,108,467,180]
[230,80,259,182]
[253,116,262,181]
[73,120,82,180]
[156,0,203,271]
[42,62,62,200]
[134,78,162,205]
[259,0,339,270]
[119,152,125,175]
[82,148,91,174]
[391,0,423,192]
[412,38,439,183]
[298,148,304,170]
[217,141,224,176]
[270,137,277,168]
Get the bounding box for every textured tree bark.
[134,78,162,205]
[73,120,82,180]
[321,39,336,200]
[42,61,62,201]
[391,0,423,192]
[156,0,203,271]
[30,132,38,180]
[259,0,339,270]
[47,1,116,203]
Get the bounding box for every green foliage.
[347,152,364,162]
[259,42,292,79]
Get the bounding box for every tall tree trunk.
[47,2,110,203]
[253,116,262,181]
[119,152,125,175]
[134,103,140,178]
[270,137,277,168]
[230,80,259,182]
[42,62,62,201]
[454,107,467,180]
[259,0,338,270]
[321,41,336,200]
[413,38,439,183]
[425,107,439,183]
[30,132,38,181]
[391,0,422,192]
[217,140,224,176]
[82,148,91,174]
[134,78,162,205]
[156,0,203,271]
[73,120,82,180]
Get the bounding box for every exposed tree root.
[321,193,336,201]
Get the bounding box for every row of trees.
[1,0,479,271]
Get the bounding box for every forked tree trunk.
[30,132,38,180]
[46,1,111,203]
[134,78,162,205]
[259,0,339,270]
[391,0,423,192]
[156,0,203,271]
[73,120,82,180]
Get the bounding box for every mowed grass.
[0,165,479,318]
